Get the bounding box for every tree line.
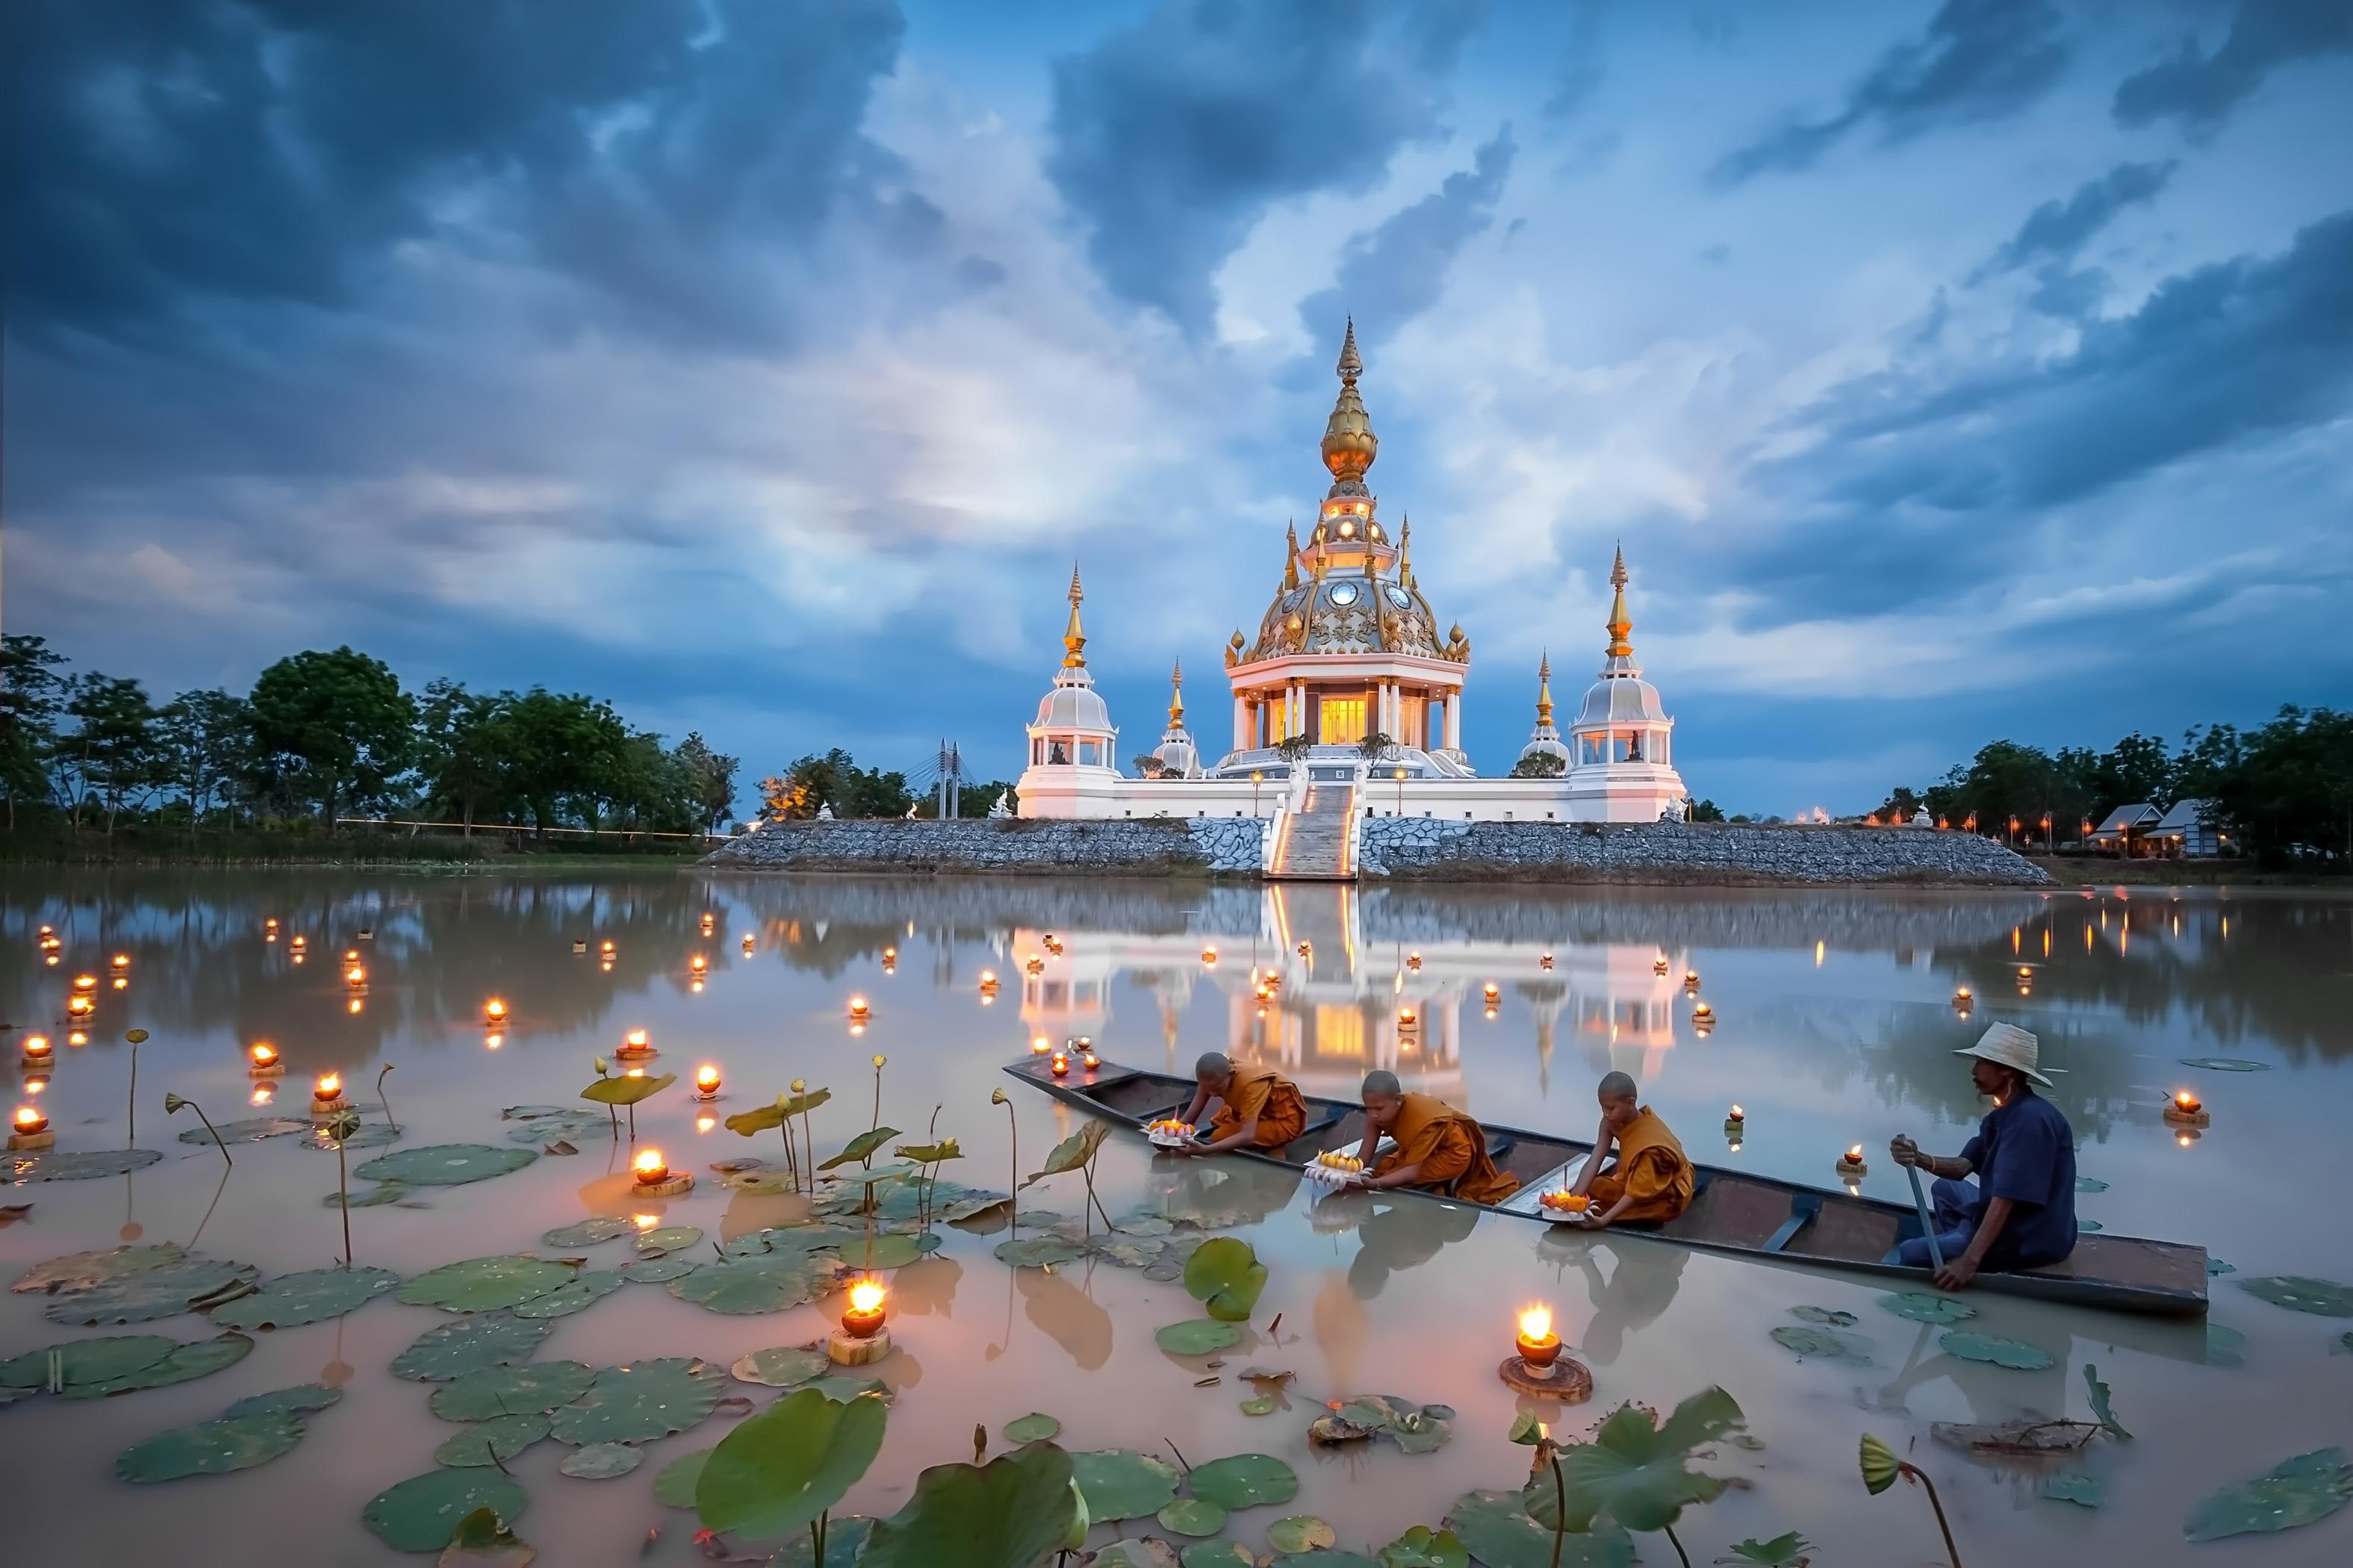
[1876,706,2352,867]
[0,636,739,842]
[759,748,1012,820]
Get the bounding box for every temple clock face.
[1385,586,1411,609]
[1327,582,1359,606]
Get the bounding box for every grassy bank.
[2031,854,2346,888]
[0,821,702,869]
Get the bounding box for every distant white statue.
[1911,809,1932,827]
[1661,798,1687,823]
[904,800,918,820]
[987,790,1013,818]
[815,802,833,820]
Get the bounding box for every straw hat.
[1955,1022,2052,1087]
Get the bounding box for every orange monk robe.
[1373,1092,1520,1204]
[1585,1106,1694,1224]
[1208,1065,1308,1150]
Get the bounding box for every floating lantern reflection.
[1202,945,1217,965]
[9,1104,53,1151]
[696,1114,715,1133]
[485,1033,503,1050]
[1407,951,1422,971]
[66,1031,87,1047]
[742,934,755,953]
[1540,952,1554,971]
[250,1085,275,1107]
[112,976,127,990]
[1031,1035,1051,1054]
[695,1064,721,1100]
[484,998,507,1026]
[1836,1143,1867,1177]
[1025,955,1043,976]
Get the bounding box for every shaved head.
[1598,1071,1638,1104]
[1361,1070,1402,1100]
[1194,1051,1231,1080]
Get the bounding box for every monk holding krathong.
[1171,1051,1308,1156]
[1349,1071,1520,1204]
[1565,1071,1693,1228]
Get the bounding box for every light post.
[2039,811,2052,854]
[1393,766,1405,817]
[1251,770,1263,818]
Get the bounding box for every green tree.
[417,679,509,834]
[1687,797,1726,822]
[1508,750,1565,778]
[57,673,167,833]
[1871,786,1924,821]
[761,750,910,820]
[674,732,740,834]
[157,688,253,840]
[494,688,629,838]
[0,634,69,831]
[2206,706,2353,868]
[248,647,416,823]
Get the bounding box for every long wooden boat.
[1005,1057,2207,1316]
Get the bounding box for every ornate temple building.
[1016,325,1689,833]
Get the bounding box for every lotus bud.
[125,1028,149,1045]
[1859,1432,1902,1496]
[1506,1410,1544,1446]
[163,1092,187,1114]
[973,1424,987,1464]
[1063,1477,1090,1552]
[327,1110,361,1142]
[594,1055,609,1075]
[992,1088,1010,1105]
[872,1055,886,1068]
[791,1077,806,1093]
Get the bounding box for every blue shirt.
[1959,1089,2077,1268]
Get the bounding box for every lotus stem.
[1662,1522,1691,1568]
[127,1039,140,1143]
[1003,1098,1019,1242]
[871,1060,883,1133]
[335,1142,353,1269]
[801,1103,817,1195]
[187,1163,231,1251]
[1549,1456,1567,1568]
[376,1063,396,1130]
[1906,1466,1963,1568]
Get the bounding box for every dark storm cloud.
[1732,210,2353,608]
[1712,0,2070,183]
[2113,0,2353,137]
[1045,0,1482,332]
[1298,125,1517,350]
[1974,161,2176,277]
[1,0,905,343]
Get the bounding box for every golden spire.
[1062,563,1087,668]
[1399,514,1411,584]
[1535,650,1554,723]
[1604,545,1633,659]
[1167,659,1185,727]
[1320,317,1377,491]
[1284,520,1300,590]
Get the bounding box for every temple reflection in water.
[1010,884,1686,1107]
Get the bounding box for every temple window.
[1048,741,1069,765]
[1320,695,1367,745]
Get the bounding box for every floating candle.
[484,998,507,1024]
[848,995,870,1019]
[1514,1305,1561,1370]
[695,1065,721,1099]
[632,1148,670,1186]
[841,1278,887,1339]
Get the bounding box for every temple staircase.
[1267,784,1358,881]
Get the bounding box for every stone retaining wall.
[1355,818,2049,886]
[704,816,1265,877]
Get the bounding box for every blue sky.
[6,0,2349,815]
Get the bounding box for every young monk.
[1171,1051,1308,1156]
[1350,1070,1520,1204]
[1567,1071,1693,1228]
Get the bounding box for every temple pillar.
[1234,694,1249,752]
[1445,692,1461,751]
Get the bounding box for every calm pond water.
[4,869,2349,1565]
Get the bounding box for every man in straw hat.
[1889,1022,2077,1290]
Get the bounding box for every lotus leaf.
[178,1116,309,1145]
[1441,1490,1634,1568]
[725,1223,868,1257]
[834,1160,919,1189]
[858,1441,1078,1568]
[839,1231,939,1271]
[1,1334,176,1390]
[995,1236,1087,1269]
[210,1266,400,1331]
[2075,1176,2109,1193]
[2077,1219,2103,1233]
[1183,1236,1267,1322]
[1768,1324,1871,1361]
[803,1374,891,1403]
[1187,1452,1297,1511]
[2205,1323,2247,1367]
[653,1447,712,1507]
[732,1345,830,1387]
[6,1147,164,1183]
[2183,1448,2353,1542]
[2207,1257,2236,1275]
[1268,1517,1338,1552]
[2083,1363,2131,1440]
[1267,1556,1378,1568]
[667,1254,842,1314]
[391,1314,550,1381]
[1876,1291,1975,1325]
[1091,1546,1181,1568]
[1378,1525,1469,1568]
[1181,1545,1253,1568]
[1939,1331,2055,1370]
[1155,1320,1242,1356]
[1157,1499,1226,1536]
[60,1331,254,1397]
[549,1357,723,1445]
[435,1413,550,1467]
[514,1270,625,1319]
[1712,1533,1812,1565]
[1072,1448,1182,1521]
[2042,1473,2102,1508]
[559,1443,641,1478]
[694,1386,888,1540]
[618,1257,697,1284]
[580,1071,676,1106]
[117,1409,307,1483]
[508,1111,610,1148]
[429,1361,597,1421]
[818,1125,902,1170]
[12,1242,183,1294]
[1003,1411,1061,1443]
[400,1256,577,1313]
[2179,1057,2268,1071]
[1022,1121,1110,1188]
[440,1507,535,1568]
[326,1183,413,1208]
[942,1192,1015,1225]
[765,1516,874,1567]
[633,1225,702,1256]
[541,1217,635,1248]
[302,1119,404,1151]
[363,1469,529,1553]
[1529,1387,1743,1534]
[226,1384,342,1419]
[1240,1396,1278,1416]
[898,1139,961,1164]
[45,1255,258,1325]
[1788,1305,1856,1326]
[2338,1332,2353,1355]
[358,1145,537,1186]
[2237,1275,2353,1316]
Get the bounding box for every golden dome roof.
[1320,318,1377,492]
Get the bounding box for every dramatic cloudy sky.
[7,0,2349,814]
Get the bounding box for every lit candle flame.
[315,1074,341,1098]
[1729,1104,1744,1119]
[691,955,706,971]
[1031,1036,1050,1054]
[14,1105,43,1129]
[849,1280,886,1314]
[633,1148,667,1177]
[249,1043,278,1065]
[1517,1305,1553,1343]
[625,1029,649,1049]
[23,1035,52,1057]
[848,995,869,1015]
[111,953,131,969]
[1846,1145,1863,1163]
[345,964,367,985]
[485,998,506,1021]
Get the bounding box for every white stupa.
[1013,567,1125,816]
[1562,547,1688,821]
[1516,652,1571,773]
[1151,662,1202,779]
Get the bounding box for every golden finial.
[1536,651,1554,723]
[1062,563,1087,668]
[1605,545,1633,659]
[1167,660,1185,727]
[1284,520,1300,590]
[1320,319,1377,489]
[1399,515,1411,584]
